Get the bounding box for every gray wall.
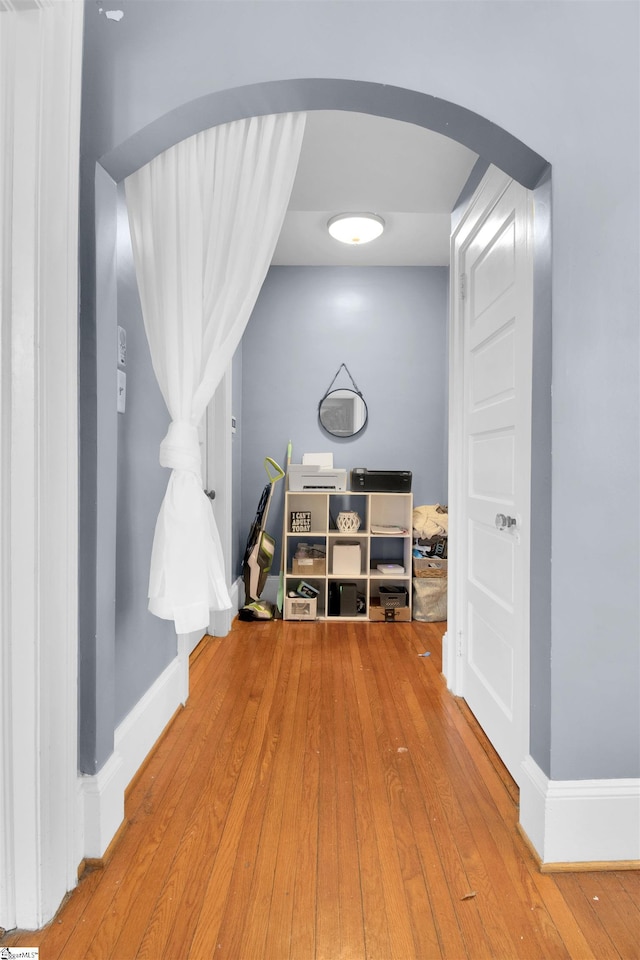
[114,185,176,727]
[240,266,448,570]
[79,0,639,782]
[79,164,178,771]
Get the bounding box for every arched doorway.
[98,77,550,690]
[100,78,548,189]
[87,72,551,895]
[97,76,551,755]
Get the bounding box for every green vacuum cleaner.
[239,456,285,621]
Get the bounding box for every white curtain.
[125,112,306,634]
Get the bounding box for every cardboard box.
[332,542,361,576]
[292,558,326,576]
[369,599,411,622]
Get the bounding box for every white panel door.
[449,168,533,785]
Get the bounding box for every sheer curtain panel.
[125,113,306,634]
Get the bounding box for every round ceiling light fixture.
[327,212,385,245]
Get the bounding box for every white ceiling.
[272,111,478,267]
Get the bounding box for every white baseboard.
[78,654,184,859]
[78,750,125,862]
[519,756,640,864]
[441,630,451,681]
[210,577,240,637]
[78,581,242,864]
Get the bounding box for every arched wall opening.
[85,77,552,784]
[99,78,549,188]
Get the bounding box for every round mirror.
[318,388,368,438]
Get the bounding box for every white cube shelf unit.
[283,489,413,621]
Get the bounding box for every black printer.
[350,468,412,493]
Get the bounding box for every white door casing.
[447,167,533,786]
[205,367,234,639]
[176,368,234,669]
[0,0,83,930]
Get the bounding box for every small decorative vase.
[336,510,361,533]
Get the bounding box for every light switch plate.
[117,326,126,366]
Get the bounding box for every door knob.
[495,513,516,530]
[205,489,216,501]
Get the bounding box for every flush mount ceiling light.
[327,213,385,245]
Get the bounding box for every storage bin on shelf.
[380,584,409,608]
[292,557,326,576]
[413,557,447,578]
[369,598,411,622]
[412,557,447,622]
[332,542,361,576]
[413,578,447,622]
[291,542,326,576]
[284,596,317,620]
[412,504,448,570]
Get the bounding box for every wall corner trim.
[78,654,184,860]
[78,753,125,862]
[210,578,240,638]
[519,756,640,864]
[0,0,84,931]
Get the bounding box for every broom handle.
[276,442,292,613]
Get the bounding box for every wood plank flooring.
[3,618,639,959]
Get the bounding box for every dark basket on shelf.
[379,585,408,609]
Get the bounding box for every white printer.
[287,464,347,491]
[287,452,347,492]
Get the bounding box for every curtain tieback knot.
[159,420,201,476]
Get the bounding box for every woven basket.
[413,557,448,578]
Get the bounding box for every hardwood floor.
[3,619,639,959]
